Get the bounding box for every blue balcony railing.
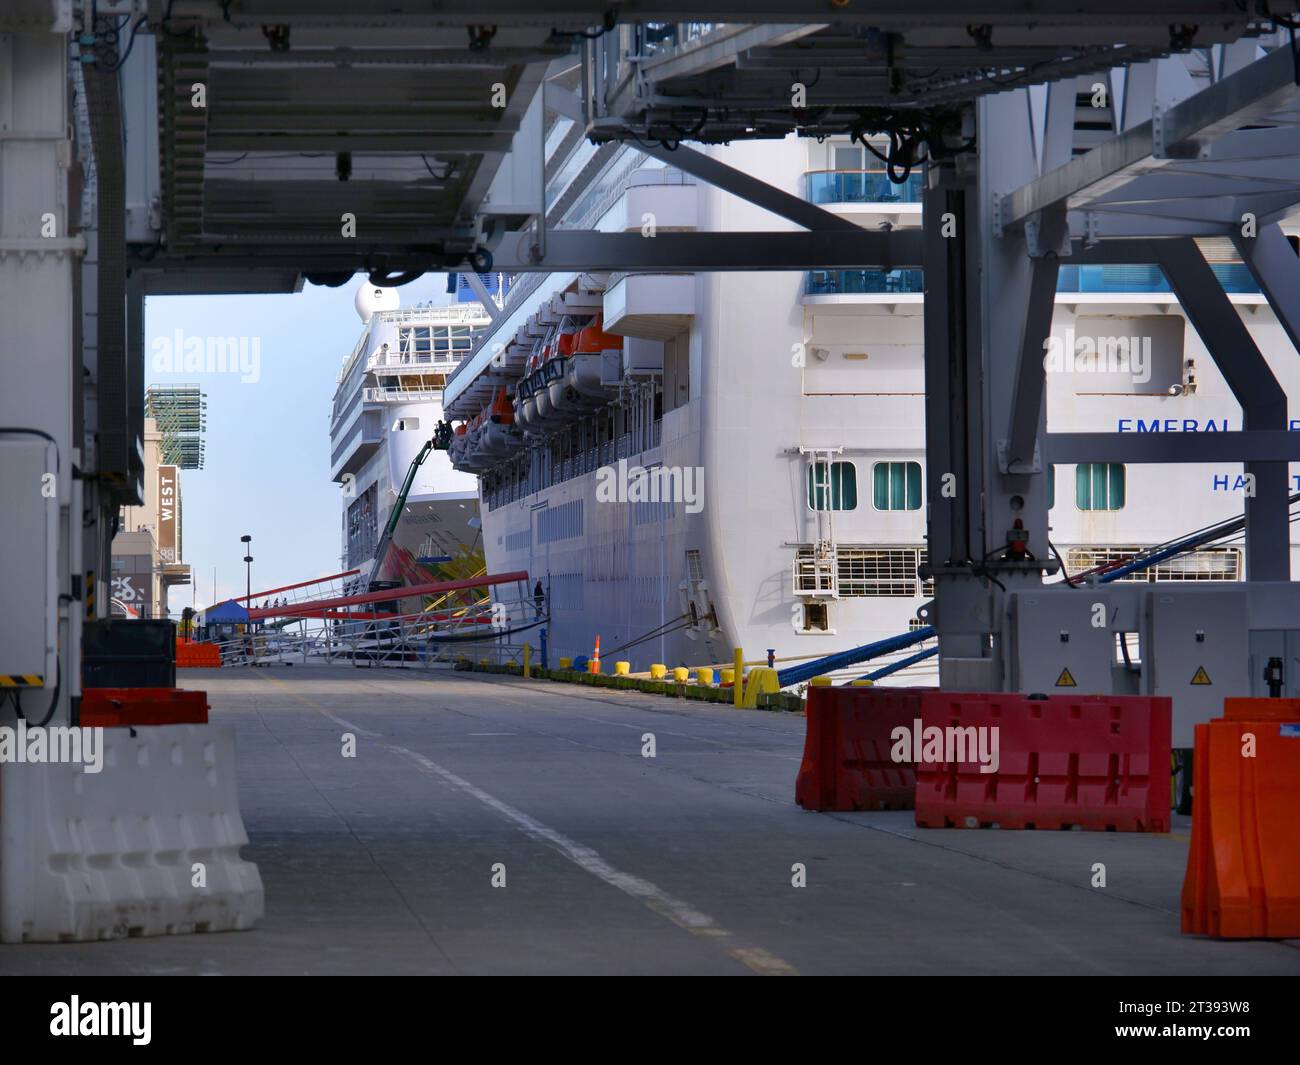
[805,269,925,296]
[1056,263,1259,294]
[805,170,923,205]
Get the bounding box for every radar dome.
[355,283,399,322]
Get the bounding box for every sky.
[146,273,457,614]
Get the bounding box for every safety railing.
[804,169,923,205]
[214,578,548,670]
[805,268,925,295]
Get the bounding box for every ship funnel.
[355,282,400,323]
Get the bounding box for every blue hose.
[859,645,939,682]
[777,625,935,687]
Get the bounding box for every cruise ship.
[438,82,1300,680]
[329,280,506,602]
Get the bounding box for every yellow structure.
[615,661,630,675]
[649,663,667,679]
[696,667,714,686]
[739,667,781,708]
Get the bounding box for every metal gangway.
[219,571,546,670]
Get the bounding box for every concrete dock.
[2,665,1297,976]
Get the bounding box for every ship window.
[394,417,420,431]
[808,461,857,511]
[872,461,921,511]
[834,145,864,170]
[803,602,829,632]
[1076,462,1125,511]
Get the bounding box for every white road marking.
[387,742,798,976]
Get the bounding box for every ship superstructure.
[330,283,504,597]
[443,124,1300,678]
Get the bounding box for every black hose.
[367,269,424,288]
[1048,539,1076,586]
[601,612,694,658]
[16,659,61,728]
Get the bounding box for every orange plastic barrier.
[795,686,921,811]
[81,687,209,727]
[1181,706,1300,939]
[176,640,221,667]
[1223,697,1300,722]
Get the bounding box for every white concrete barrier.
[0,724,263,942]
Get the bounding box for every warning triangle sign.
[1055,667,1077,687]
[1190,666,1212,686]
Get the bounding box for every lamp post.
[240,534,252,630]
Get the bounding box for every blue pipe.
[859,645,939,681]
[777,625,935,687]
[1096,532,1213,584]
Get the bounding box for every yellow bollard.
[850,679,874,687]
[559,657,573,670]
[740,667,781,708]
[733,647,744,707]
[523,643,531,679]
[615,661,630,676]
[479,658,490,667]
[672,666,690,683]
[719,667,734,686]
[809,676,832,687]
[696,667,714,686]
[650,663,667,680]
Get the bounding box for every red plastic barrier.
[81,687,209,727]
[795,686,922,811]
[913,692,1171,832]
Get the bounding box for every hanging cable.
[550,10,619,40]
[600,613,695,659]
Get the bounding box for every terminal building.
[109,386,203,619]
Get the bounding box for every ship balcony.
[362,385,446,404]
[804,169,923,228]
[370,350,467,374]
[801,261,1264,309]
[330,409,383,482]
[803,268,925,307]
[1056,263,1260,295]
[603,271,696,340]
[603,168,699,233]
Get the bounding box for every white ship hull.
[448,138,1300,683]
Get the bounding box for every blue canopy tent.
[201,599,251,644]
